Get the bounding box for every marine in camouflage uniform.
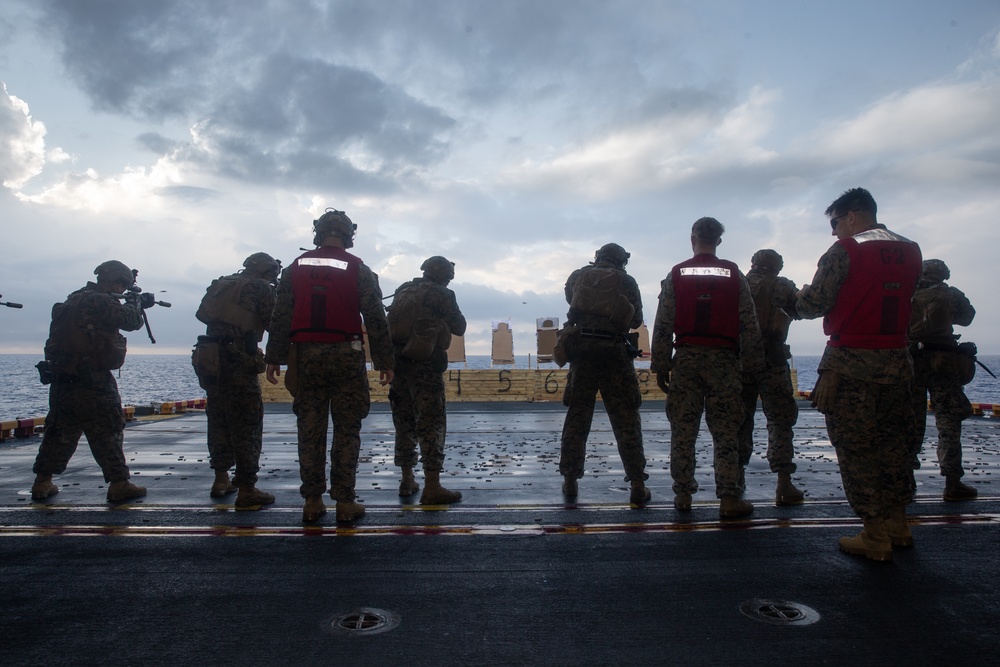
[907,259,977,500]
[559,243,649,505]
[651,218,764,518]
[265,210,394,523]
[796,188,922,562]
[31,260,148,503]
[388,257,467,504]
[198,252,280,508]
[737,249,805,505]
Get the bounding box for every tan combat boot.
[943,476,978,501]
[234,485,275,509]
[336,500,366,522]
[31,474,59,501]
[302,496,327,522]
[629,480,651,505]
[719,495,753,518]
[885,506,913,548]
[210,469,237,498]
[419,470,462,505]
[775,472,805,506]
[398,466,420,497]
[674,492,692,512]
[107,480,147,502]
[839,518,893,562]
[562,476,578,499]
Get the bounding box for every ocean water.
[2,353,999,420]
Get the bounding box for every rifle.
[112,270,172,343]
[1,294,23,309]
[977,359,997,379]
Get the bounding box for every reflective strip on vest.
[298,257,349,270]
[678,266,732,278]
[672,255,740,349]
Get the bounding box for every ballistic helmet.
[921,259,950,284]
[243,252,281,277]
[94,260,134,286]
[751,249,783,274]
[313,209,356,248]
[421,255,455,284]
[595,243,630,267]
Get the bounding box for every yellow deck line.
[0,513,995,538]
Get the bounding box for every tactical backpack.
[45,290,127,374]
[386,282,451,362]
[750,275,791,361]
[569,266,634,330]
[196,274,260,334]
[909,287,953,344]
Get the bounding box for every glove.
[656,372,669,394]
[123,291,140,307]
[139,292,156,309]
[810,371,840,415]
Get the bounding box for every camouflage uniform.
[796,226,918,521]
[908,282,976,478]
[388,277,467,473]
[203,273,275,487]
[265,258,393,502]
[738,268,800,475]
[559,262,647,484]
[33,284,144,483]
[651,269,764,498]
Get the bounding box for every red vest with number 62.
[824,228,922,349]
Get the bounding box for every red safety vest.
[289,247,364,343]
[824,228,922,349]
[672,254,741,349]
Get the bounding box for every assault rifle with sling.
[112,270,172,343]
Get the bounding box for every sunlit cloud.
[0,83,47,189]
[498,86,782,198]
[815,80,1000,159]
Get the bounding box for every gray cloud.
[42,0,215,119]
[215,53,454,165]
[134,132,178,154]
[40,1,456,192]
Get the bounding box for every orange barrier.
[2,395,998,441]
[157,398,208,415]
[972,403,999,417]
[0,417,46,441]
[0,399,208,440]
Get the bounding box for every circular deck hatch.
[740,599,820,626]
[324,607,400,636]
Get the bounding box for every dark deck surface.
[2,401,998,666]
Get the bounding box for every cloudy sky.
[2,0,999,358]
